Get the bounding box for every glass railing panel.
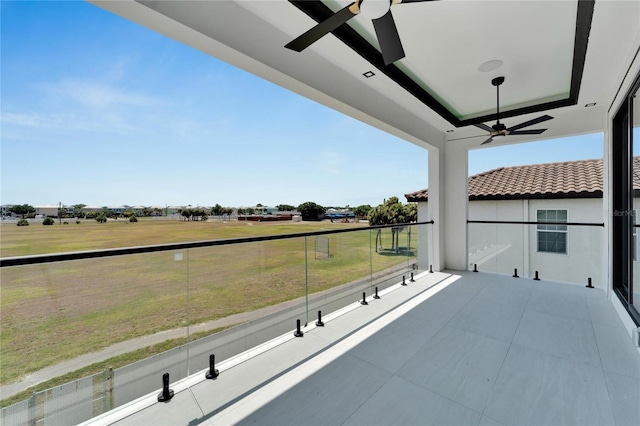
[529,222,604,286]
[305,228,373,317]
[468,222,604,286]
[184,238,307,374]
[405,223,419,270]
[0,251,189,418]
[371,225,416,289]
[468,222,523,275]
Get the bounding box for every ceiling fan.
[475,76,554,145]
[285,0,437,66]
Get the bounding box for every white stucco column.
[427,148,444,271]
[428,141,469,271]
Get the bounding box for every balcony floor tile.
[513,309,601,366]
[474,276,534,311]
[342,376,481,426]
[526,283,591,321]
[397,325,510,413]
[593,323,640,378]
[446,296,523,343]
[484,344,615,426]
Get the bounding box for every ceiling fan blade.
[509,128,548,136]
[447,134,487,142]
[507,114,553,133]
[372,9,405,65]
[481,136,495,145]
[474,123,494,133]
[285,4,358,52]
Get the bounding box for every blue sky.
[1,1,602,208]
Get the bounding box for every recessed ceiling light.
[585,102,597,107]
[363,71,375,78]
[478,60,503,73]
[446,130,454,133]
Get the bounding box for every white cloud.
[43,79,161,109]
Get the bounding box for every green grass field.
[0,219,417,398]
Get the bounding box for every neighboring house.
[108,205,129,215]
[149,206,166,217]
[166,206,183,215]
[406,158,639,284]
[82,205,103,214]
[130,205,147,216]
[1,204,15,218]
[35,205,61,217]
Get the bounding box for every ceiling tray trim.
[288,0,594,129]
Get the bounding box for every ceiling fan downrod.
[492,76,505,129]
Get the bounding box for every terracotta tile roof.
[405,158,640,202]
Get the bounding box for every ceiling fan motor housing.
[492,122,507,132]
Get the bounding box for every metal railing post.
[304,236,309,326]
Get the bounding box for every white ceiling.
[91,0,640,150]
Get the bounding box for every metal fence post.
[107,367,114,411]
[27,392,36,426]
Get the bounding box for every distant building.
[1,204,15,218]
[108,205,129,215]
[82,205,103,214]
[325,208,355,221]
[35,205,61,217]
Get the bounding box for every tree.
[297,201,326,221]
[211,204,224,216]
[193,207,208,221]
[277,204,296,212]
[9,204,36,218]
[353,204,372,217]
[367,197,416,253]
[72,204,86,218]
[96,212,108,223]
[181,208,193,221]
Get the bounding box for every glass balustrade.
[0,221,431,426]
[467,221,605,287]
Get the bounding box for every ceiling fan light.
[360,0,391,19]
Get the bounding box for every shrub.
[63,221,69,225]
[76,220,81,224]
[96,213,107,223]
[43,217,55,226]
[129,216,138,223]
[17,219,29,226]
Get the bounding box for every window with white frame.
[537,209,567,254]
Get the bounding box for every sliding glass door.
[632,82,640,321]
[613,72,640,325]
